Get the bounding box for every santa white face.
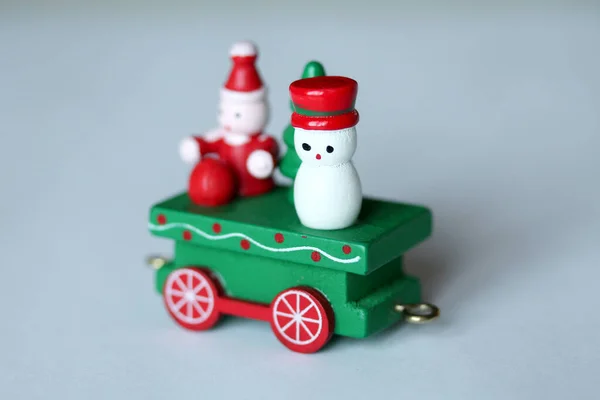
[294,127,357,167]
[218,100,268,135]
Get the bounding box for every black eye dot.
[302,143,311,151]
[326,145,334,153]
[235,112,241,118]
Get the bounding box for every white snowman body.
[293,127,362,230]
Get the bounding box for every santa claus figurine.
[179,41,279,203]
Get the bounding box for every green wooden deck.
[148,186,433,275]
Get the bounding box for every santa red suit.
[179,41,279,199]
[181,130,278,197]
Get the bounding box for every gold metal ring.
[145,255,170,270]
[395,303,440,324]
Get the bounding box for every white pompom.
[246,150,274,179]
[179,137,201,164]
[230,41,257,57]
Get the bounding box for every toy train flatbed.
[147,186,435,353]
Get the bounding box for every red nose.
[316,154,321,160]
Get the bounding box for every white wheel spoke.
[295,318,300,341]
[282,296,295,314]
[186,302,192,317]
[299,303,315,317]
[280,318,297,333]
[195,295,211,303]
[296,293,300,314]
[192,301,206,318]
[167,289,184,297]
[176,276,188,291]
[193,281,208,294]
[299,320,316,340]
[187,271,193,289]
[275,311,294,318]
[300,316,321,324]
[173,297,187,311]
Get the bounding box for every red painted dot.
[342,245,352,254]
[157,214,166,225]
[183,230,192,240]
[274,233,284,243]
[213,223,222,233]
[311,251,321,262]
[241,239,250,250]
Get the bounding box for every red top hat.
[289,76,359,130]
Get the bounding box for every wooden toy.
[147,51,439,354]
[279,61,327,203]
[147,188,438,353]
[179,41,279,205]
[290,76,362,230]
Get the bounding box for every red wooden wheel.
[163,267,220,330]
[270,287,334,353]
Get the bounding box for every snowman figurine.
[179,41,279,199]
[289,76,362,230]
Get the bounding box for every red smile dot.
[311,251,321,262]
[274,233,284,243]
[342,245,352,254]
[183,230,192,240]
[240,239,250,250]
[157,214,166,225]
[213,223,222,233]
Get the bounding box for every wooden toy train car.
[147,186,438,353]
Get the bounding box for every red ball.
[188,158,236,207]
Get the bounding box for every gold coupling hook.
[395,303,440,324]
[145,255,170,270]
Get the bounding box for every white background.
[1,1,599,399]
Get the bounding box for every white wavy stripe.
[148,222,361,264]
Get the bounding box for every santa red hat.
[289,76,359,130]
[221,41,266,103]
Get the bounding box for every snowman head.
[294,127,357,167]
[218,99,268,135]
